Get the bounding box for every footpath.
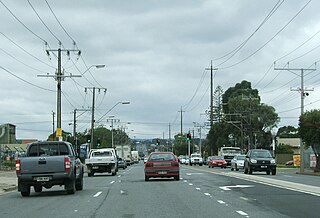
[0,170,17,195]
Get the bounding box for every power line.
[45,0,76,44]
[0,31,55,69]
[216,0,284,65]
[218,0,312,69]
[27,0,62,45]
[0,65,55,92]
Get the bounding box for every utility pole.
[52,111,55,141]
[106,118,120,148]
[72,108,90,151]
[274,63,316,173]
[169,123,172,152]
[85,87,107,150]
[179,106,185,135]
[205,61,218,129]
[38,46,81,141]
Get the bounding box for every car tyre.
[66,177,76,195]
[175,175,180,181]
[248,166,253,175]
[244,166,248,174]
[272,169,276,175]
[34,185,42,193]
[21,186,30,197]
[145,175,149,181]
[266,170,270,175]
[75,171,84,191]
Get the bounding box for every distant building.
[0,124,16,144]
[276,137,300,154]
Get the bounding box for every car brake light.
[16,159,21,174]
[64,157,71,171]
[171,161,179,167]
[145,162,153,167]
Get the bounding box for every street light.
[96,101,130,123]
[81,64,105,76]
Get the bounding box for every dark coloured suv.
[244,149,276,175]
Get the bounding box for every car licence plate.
[36,176,50,182]
[158,171,167,175]
[261,166,267,168]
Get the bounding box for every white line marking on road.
[236,211,248,216]
[240,197,249,201]
[217,200,226,204]
[183,180,188,182]
[204,193,211,196]
[186,173,204,176]
[189,183,193,186]
[74,210,78,212]
[120,190,125,195]
[196,187,201,191]
[180,177,183,180]
[118,175,121,178]
[93,191,102,197]
[119,180,121,183]
[219,185,254,191]
[110,181,115,184]
[283,175,293,178]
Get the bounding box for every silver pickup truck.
[16,141,84,197]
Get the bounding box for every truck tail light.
[64,157,71,171]
[16,159,21,174]
[145,162,153,167]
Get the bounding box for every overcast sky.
[1,0,320,141]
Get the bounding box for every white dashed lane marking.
[217,200,226,204]
[110,181,115,184]
[236,210,249,216]
[93,191,102,197]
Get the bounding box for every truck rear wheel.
[66,177,76,194]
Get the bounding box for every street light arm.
[81,64,105,76]
[96,101,130,123]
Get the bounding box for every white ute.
[189,153,203,166]
[85,148,118,177]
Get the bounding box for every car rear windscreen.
[28,143,69,156]
[150,153,175,162]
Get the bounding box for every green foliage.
[299,109,320,169]
[277,126,299,138]
[276,143,294,154]
[206,80,279,152]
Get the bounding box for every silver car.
[231,155,246,171]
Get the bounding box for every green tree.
[276,126,299,138]
[207,80,279,152]
[299,109,320,170]
[276,143,294,154]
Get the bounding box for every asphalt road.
[0,163,319,218]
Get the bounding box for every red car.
[144,152,180,181]
[208,156,227,168]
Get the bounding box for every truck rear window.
[28,144,69,156]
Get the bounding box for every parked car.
[285,160,294,166]
[208,156,227,168]
[244,149,276,175]
[118,157,127,169]
[144,152,180,181]
[230,154,246,171]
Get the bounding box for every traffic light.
[97,138,101,147]
[156,139,160,146]
[86,134,91,143]
[186,133,192,141]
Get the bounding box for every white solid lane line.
[236,211,248,216]
[93,191,102,197]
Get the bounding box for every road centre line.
[110,181,115,184]
[189,183,193,186]
[204,193,211,196]
[93,191,102,197]
[196,187,201,191]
